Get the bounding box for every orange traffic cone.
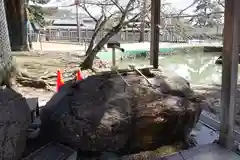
[56,69,64,92]
[76,68,83,81]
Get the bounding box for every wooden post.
[219,0,240,149]
[48,29,51,41]
[150,0,160,68]
[112,48,116,67]
[111,48,118,71]
[139,0,146,42]
[132,22,135,42]
[68,29,70,40]
[76,0,81,42]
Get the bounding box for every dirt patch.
[12,51,109,106]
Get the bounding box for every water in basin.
[117,51,224,85]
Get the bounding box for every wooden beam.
[150,0,160,69]
[75,0,81,42]
[219,0,240,149]
[139,0,146,42]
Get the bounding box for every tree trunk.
[0,0,15,87]
[80,51,96,69]
[85,35,95,56]
[4,0,28,51]
[81,26,122,69]
[85,17,107,56]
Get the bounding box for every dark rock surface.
[0,88,31,160]
[40,69,202,154]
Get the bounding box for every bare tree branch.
[217,0,224,7]
[79,3,98,22]
[118,0,136,23]
[110,0,124,12]
[177,0,199,16]
[123,10,145,25]
[80,0,145,69]
[86,15,107,55]
[94,15,105,32]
